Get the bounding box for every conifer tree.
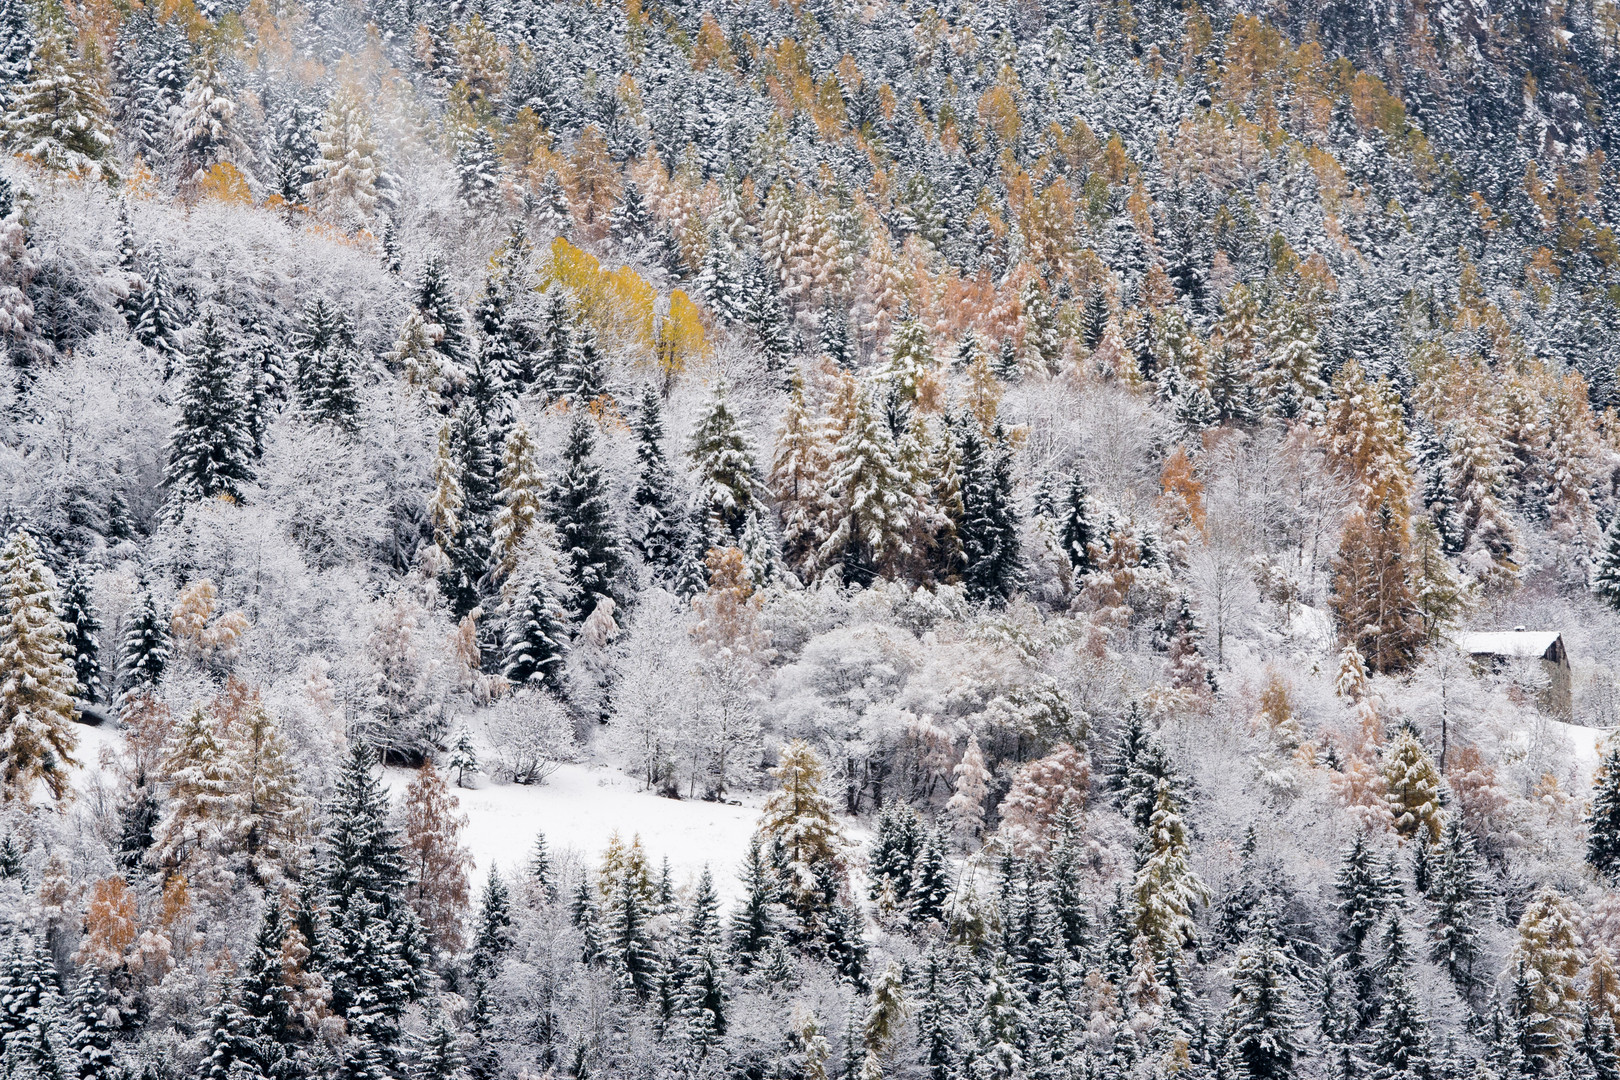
[454,128,503,210]
[0,528,78,801]
[819,376,915,586]
[502,572,568,694]
[1590,746,1620,882]
[604,865,660,997]
[57,562,99,705]
[166,313,255,507]
[1382,729,1443,842]
[305,78,382,225]
[1133,777,1209,958]
[631,384,682,572]
[549,411,627,611]
[438,403,498,618]
[3,22,117,184]
[688,390,767,541]
[559,318,607,405]
[118,585,169,701]
[173,46,241,190]
[728,835,781,973]
[1057,474,1097,575]
[447,725,478,788]
[490,421,544,584]
[1369,946,1431,1080]
[1510,887,1585,1068]
[1225,907,1301,1080]
[1430,818,1486,996]
[758,740,846,911]
[468,868,514,980]
[401,761,472,954]
[134,252,182,370]
[66,974,116,1080]
[947,732,990,842]
[959,421,1022,605]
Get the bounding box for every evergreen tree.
[57,562,99,704]
[549,412,628,611]
[959,420,1022,604]
[0,0,31,105]
[133,252,182,371]
[527,831,555,902]
[118,585,169,701]
[688,391,767,541]
[0,528,79,801]
[3,23,117,184]
[729,837,779,971]
[454,128,503,209]
[468,868,514,980]
[632,384,682,571]
[604,866,661,997]
[66,975,116,1080]
[166,313,255,506]
[1430,818,1486,996]
[1591,745,1620,882]
[438,403,499,618]
[502,572,568,695]
[819,377,916,586]
[1224,907,1301,1080]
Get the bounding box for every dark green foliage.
[549,412,628,611]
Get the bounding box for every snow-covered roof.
[1455,631,1563,659]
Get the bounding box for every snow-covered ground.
[384,764,764,901]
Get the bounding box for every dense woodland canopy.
[7,0,1620,1077]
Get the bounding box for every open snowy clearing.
[385,763,764,900]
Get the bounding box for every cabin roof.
[1455,631,1563,660]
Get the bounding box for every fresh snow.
[384,763,765,901]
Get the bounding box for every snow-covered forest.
[9,0,1620,1076]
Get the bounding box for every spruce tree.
[502,572,569,694]
[632,384,682,571]
[1591,746,1620,881]
[688,390,767,541]
[549,411,627,611]
[167,313,255,507]
[0,528,79,801]
[118,585,169,701]
[604,866,661,997]
[1430,818,1486,996]
[958,419,1022,604]
[438,403,499,618]
[468,868,514,981]
[66,975,117,1080]
[728,837,779,972]
[134,252,182,369]
[3,23,117,184]
[57,561,99,705]
[1225,907,1301,1080]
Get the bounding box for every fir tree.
[468,868,514,980]
[57,562,99,705]
[549,411,628,611]
[118,585,169,701]
[1225,907,1301,1080]
[0,528,79,801]
[1591,746,1620,882]
[447,725,479,788]
[959,420,1022,604]
[3,23,117,184]
[729,836,779,971]
[688,390,767,541]
[454,128,503,209]
[166,313,255,506]
[66,975,116,1080]
[632,384,682,571]
[604,866,661,998]
[502,572,569,695]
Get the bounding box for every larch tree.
[1509,887,1585,1069]
[769,373,830,579]
[946,733,990,843]
[1382,729,1443,842]
[400,760,473,955]
[1132,777,1209,958]
[304,75,382,225]
[758,740,845,906]
[491,421,544,584]
[0,529,78,802]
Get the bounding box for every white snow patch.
[384,764,764,901]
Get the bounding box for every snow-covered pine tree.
[1224,906,1302,1080]
[454,128,503,210]
[133,252,182,369]
[166,312,255,507]
[549,411,627,611]
[0,528,78,801]
[1430,817,1486,996]
[1591,746,1620,882]
[818,376,916,586]
[758,739,845,912]
[304,77,382,225]
[632,383,682,573]
[2,21,117,184]
[57,561,100,704]
[172,46,241,191]
[959,420,1022,604]
[502,571,569,695]
[688,389,768,542]
[118,585,168,703]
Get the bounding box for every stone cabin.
[1455,629,1572,721]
